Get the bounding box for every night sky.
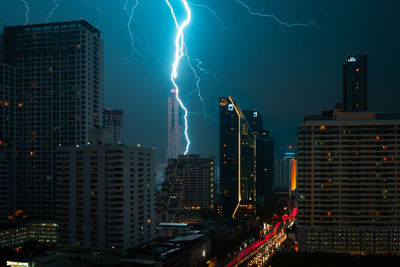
[1,0,400,163]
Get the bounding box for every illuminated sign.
[253,112,258,117]
[228,104,234,111]
[6,262,29,267]
[347,57,357,62]
[219,98,227,106]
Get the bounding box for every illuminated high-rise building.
[273,150,296,192]
[2,21,103,220]
[297,110,400,253]
[219,97,256,218]
[343,55,367,112]
[244,110,274,208]
[0,62,15,225]
[103,108,123,144]
[167,89,184,159]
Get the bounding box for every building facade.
[297,111,400,253]
[1,21,103,220]
[103,108,123,144]
[244,110,274,208]
[219,97,255,218]
[167,89,184,159]
[56,142,156,250]
[157,155,214,223]
[343,55,367,112]
[0,62,15,225]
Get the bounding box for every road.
[224,208,297,267]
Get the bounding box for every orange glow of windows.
[291,159,297,191]
[376,136,380,140]
[376,174,381,178]
[147,219,151,223]
[383,157,387,161]
[289,145,293,149]
[49,67,53,72]
[76,44,81,49]
[356,68,360,72]
[18,103,23,107]
[30,151,34,156]
[327,211,331,216]
[320,125,325,130]
[15,210,23,216]
[4,101,9,106]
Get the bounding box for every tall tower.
[219,97,256,218]
[167,89,184,159]
[343,55,367,112]
[2,21,103,220]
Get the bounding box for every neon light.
[347,56,357,62]
[165,0,191,155]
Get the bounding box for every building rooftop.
[304,110,400,122]
[170,234,204,242]
[3,20,100,36]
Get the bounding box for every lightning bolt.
[20,0,30,25]
[165,0,191,155]
[83,0,102,28]
[190,3,230,29]
[123,0,146,60]
[45,0,59,23]
[234,0,322,31]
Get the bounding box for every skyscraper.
[244,110,274,208]
[103,108,123,144]
[0,62,15,225]
[167,89,184,159]
[56,133,155,250]
[219,97,255,218]
[2,21,103,220]
[273,150,296,192]
[343,55,367,112]
[297,110,400,253]
[157,155,214,223]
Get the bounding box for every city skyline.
[1,1,400,162]
[1,1,400,265]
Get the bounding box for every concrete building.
[343,55,367,112]
[167,89,184,159]
[273,151,296,192]
[56,133,156,251]
[0,62,15,225]
[297,110,400,253]
[1,21,103,220]
[244,110,275,209]
[219,97,256,219]
[157,155,214,223]
[103,108,123,144]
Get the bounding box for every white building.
[56,134,156,251]
[167,89,184,159]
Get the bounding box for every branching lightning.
[234,0,322,31]
[45,0,59,23]
[123,0,147,60]
[20,0,30,25]
[165,0,192,155]
[190,3,230,29]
